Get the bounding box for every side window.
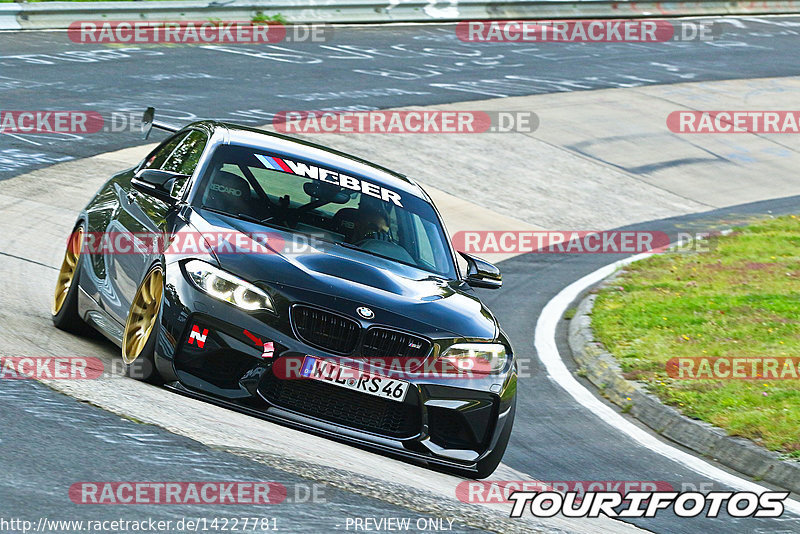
[141,132,188,170]
[162,130,207,175]
[162,130,208,199]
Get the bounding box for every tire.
[122,264,166,384]
[52,226,89,334]
[473,396,516,479]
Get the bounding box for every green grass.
[251,11,287,24]
[592,215,800,459]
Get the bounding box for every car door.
[104,130,207,325]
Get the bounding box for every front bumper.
[153,264,517,471]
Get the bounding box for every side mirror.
[459,251,502,289]
[132,169,188,205]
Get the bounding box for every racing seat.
[332,207,359,242]
[203,170,259,217]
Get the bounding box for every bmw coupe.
[52,108,517,478]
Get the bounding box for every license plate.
[300,355,409,403]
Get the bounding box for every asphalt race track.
[1,16,800,534]
[3,17,800,180]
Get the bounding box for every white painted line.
[534,252,800,516]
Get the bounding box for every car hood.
[189,209,498,340]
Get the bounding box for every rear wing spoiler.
[141,107,180,139]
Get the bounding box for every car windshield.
[197,144,456,278]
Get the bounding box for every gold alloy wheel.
[122,267,164,365]
[52,228,83,315]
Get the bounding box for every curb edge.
[567,283,800,495]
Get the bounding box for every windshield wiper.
[201,206,282,228]
[331,240,363,252]
[234,213,263,224]
[332,240,419,269]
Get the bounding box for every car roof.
[193,120,429,201]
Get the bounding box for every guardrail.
[1,0,798,31]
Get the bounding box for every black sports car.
[52,108,517,478]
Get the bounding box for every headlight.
[439,343,507,374]
[184,259,275,313]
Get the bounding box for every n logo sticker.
[188,325,209,348]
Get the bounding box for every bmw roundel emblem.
[356,306,374,319]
